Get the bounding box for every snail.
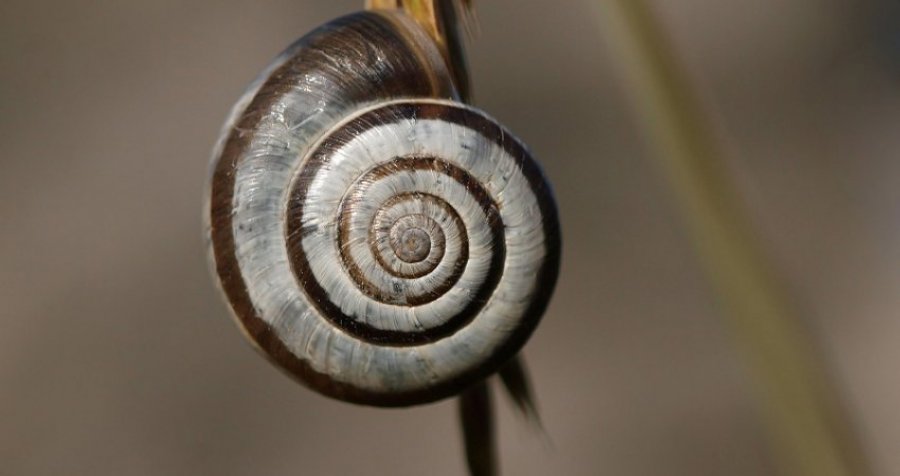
[205,8,560,408]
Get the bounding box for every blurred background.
[1,0,898,474]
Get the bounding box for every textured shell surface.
[206,10,560,406]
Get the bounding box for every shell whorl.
[207,11,560,406]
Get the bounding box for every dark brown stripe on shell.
[366,192,460,280]
[342,157,494,288]
[287,151,506,343]
[346,192,465,294]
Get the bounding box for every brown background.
[1,1,898,474]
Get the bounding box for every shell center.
[391,224,432,263]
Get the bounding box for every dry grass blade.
[598,2,873,475]
[498,356,545,432]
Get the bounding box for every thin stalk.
[459,382,498,476]
[365,2,496,475]
[366,0,472,99]
[598,2,872,475]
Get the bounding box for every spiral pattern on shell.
[207,11,560,406]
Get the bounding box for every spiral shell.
[207,11,560,406]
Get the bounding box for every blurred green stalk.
[598,1,871,475]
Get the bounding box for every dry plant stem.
[459,381,498,476]
[600,1,872,476]
[366,0,471,98]
[367,0,441,39]
[366,1,497,474]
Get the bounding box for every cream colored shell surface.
[206,11,560,406]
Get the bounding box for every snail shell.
[206,10,560,406]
